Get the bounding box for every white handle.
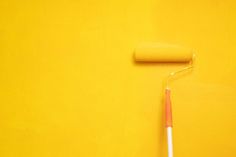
[167,127,173,157]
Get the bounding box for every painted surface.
[0,0,236,156]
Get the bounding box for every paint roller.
[134,43,193,62]
[134,43,195,157]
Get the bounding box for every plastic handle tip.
[165,88,173,127]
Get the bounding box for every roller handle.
[165,88,173,157]
[165,88,173,127]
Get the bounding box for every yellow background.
[0,0,236,156]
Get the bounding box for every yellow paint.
[0,0,236,157]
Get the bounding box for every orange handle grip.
[165,88,173,127]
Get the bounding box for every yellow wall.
[0,0,236,157]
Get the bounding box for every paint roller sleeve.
[134,43,193,62]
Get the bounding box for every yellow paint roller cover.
[134,43,193,62]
